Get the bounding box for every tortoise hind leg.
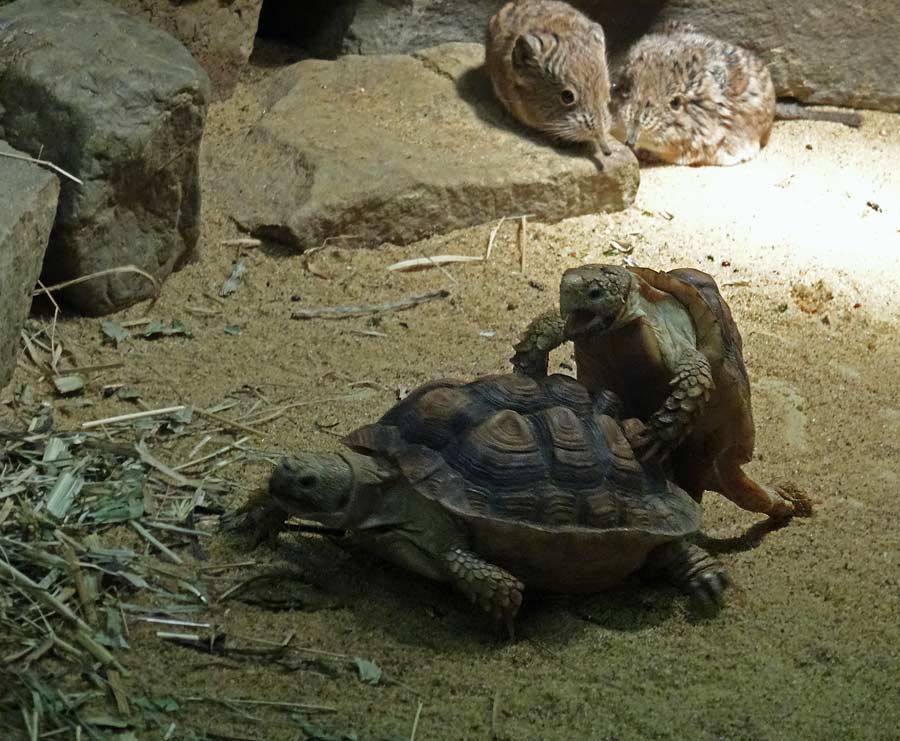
[713,457,813,519]
[510,309,566,379]
[443,548,524,638]
[650,540,730,609]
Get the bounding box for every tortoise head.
[269,453,358,528]
[559,264,634,339]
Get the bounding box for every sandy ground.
[5,61,900,739]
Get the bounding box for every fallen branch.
[291,290,450,320]
[81,405,186,429]
[33,266,161,314]
[0,150,84,185]
[387,255,483,273]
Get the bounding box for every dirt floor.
[4,57,900,739]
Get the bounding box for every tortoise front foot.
[511,309,567,379]
[652,540,730,610]
[637,350,714,462]
[222,489,290,548]
[444,548,524,638]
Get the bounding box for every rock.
[108,0,264,97]
[654,1,900,113]
[0,142,59,389]
[311,0,900,113]
[341,0,496,57]
[0,0,210,316]
[221,43,639,251]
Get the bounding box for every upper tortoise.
[268,373,728,633]
[512,264,811,519]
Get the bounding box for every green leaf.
[133,696,180,713]
[219,259,247,297]
[102,320,131,347]
[142,320,191,339]
[53,374,86,395]
[353,657,383,685]
[45,471,84,519]
[224,324,242,336]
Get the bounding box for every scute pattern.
[343,374,700,537]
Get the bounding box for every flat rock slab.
[224,43,639,250]
[0,0,210,315]
[0,142,59,389]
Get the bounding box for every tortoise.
[511,263,811,519]
[267,372,728,633]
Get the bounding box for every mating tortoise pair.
[268,265,809,631]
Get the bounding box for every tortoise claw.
[689,567,731,611]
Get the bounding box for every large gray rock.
[109,0,264,97]
[0,142,59,389]
[0,0,210,316]
[318,0,900,113]
[222,43,639,250]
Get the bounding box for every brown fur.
[611,26,777,166]
[486,0,613,155]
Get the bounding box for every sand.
[4,64,900,739]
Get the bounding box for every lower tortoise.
[268,373,728,633]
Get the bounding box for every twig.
[484,217,507,261]
[173,436,251,471]
[0,150,84,184]
[517,215,528,272]
[291,290,450,320]
[182,696,337,713]
[220,238,262,247]
[491,690,501,740]
[194,407,260,436]
[410,701,424,741]
[32,266,160,307]
[57,362,125,374]
[62,544,97,627]
[387,255,483,272]
[81,405,187,429]
[135,442,194,487]
[129,520,184,565]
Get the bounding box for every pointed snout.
[625,125,639,148]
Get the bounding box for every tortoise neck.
[336,451,398,529]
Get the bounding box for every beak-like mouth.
[564,309,612,338]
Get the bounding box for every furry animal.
[611,25,861,166]
[486,0,614,155]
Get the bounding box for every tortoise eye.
[588,287,602,300]
[298,475,318,489]
[560,88,577,106]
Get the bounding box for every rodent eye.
[670,96,683,110]
[560,89,577,106]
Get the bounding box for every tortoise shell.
[629,266,756,466]
[343,374,701,592]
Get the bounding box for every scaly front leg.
[633,349,714,462]
[649,540,730,610]
[510,309,567,379]
[443,547,524,638]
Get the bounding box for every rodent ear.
[512,33,542,72]
[590,23,606,47]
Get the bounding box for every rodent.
[486,0,614,156]
[610,24,862,166]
